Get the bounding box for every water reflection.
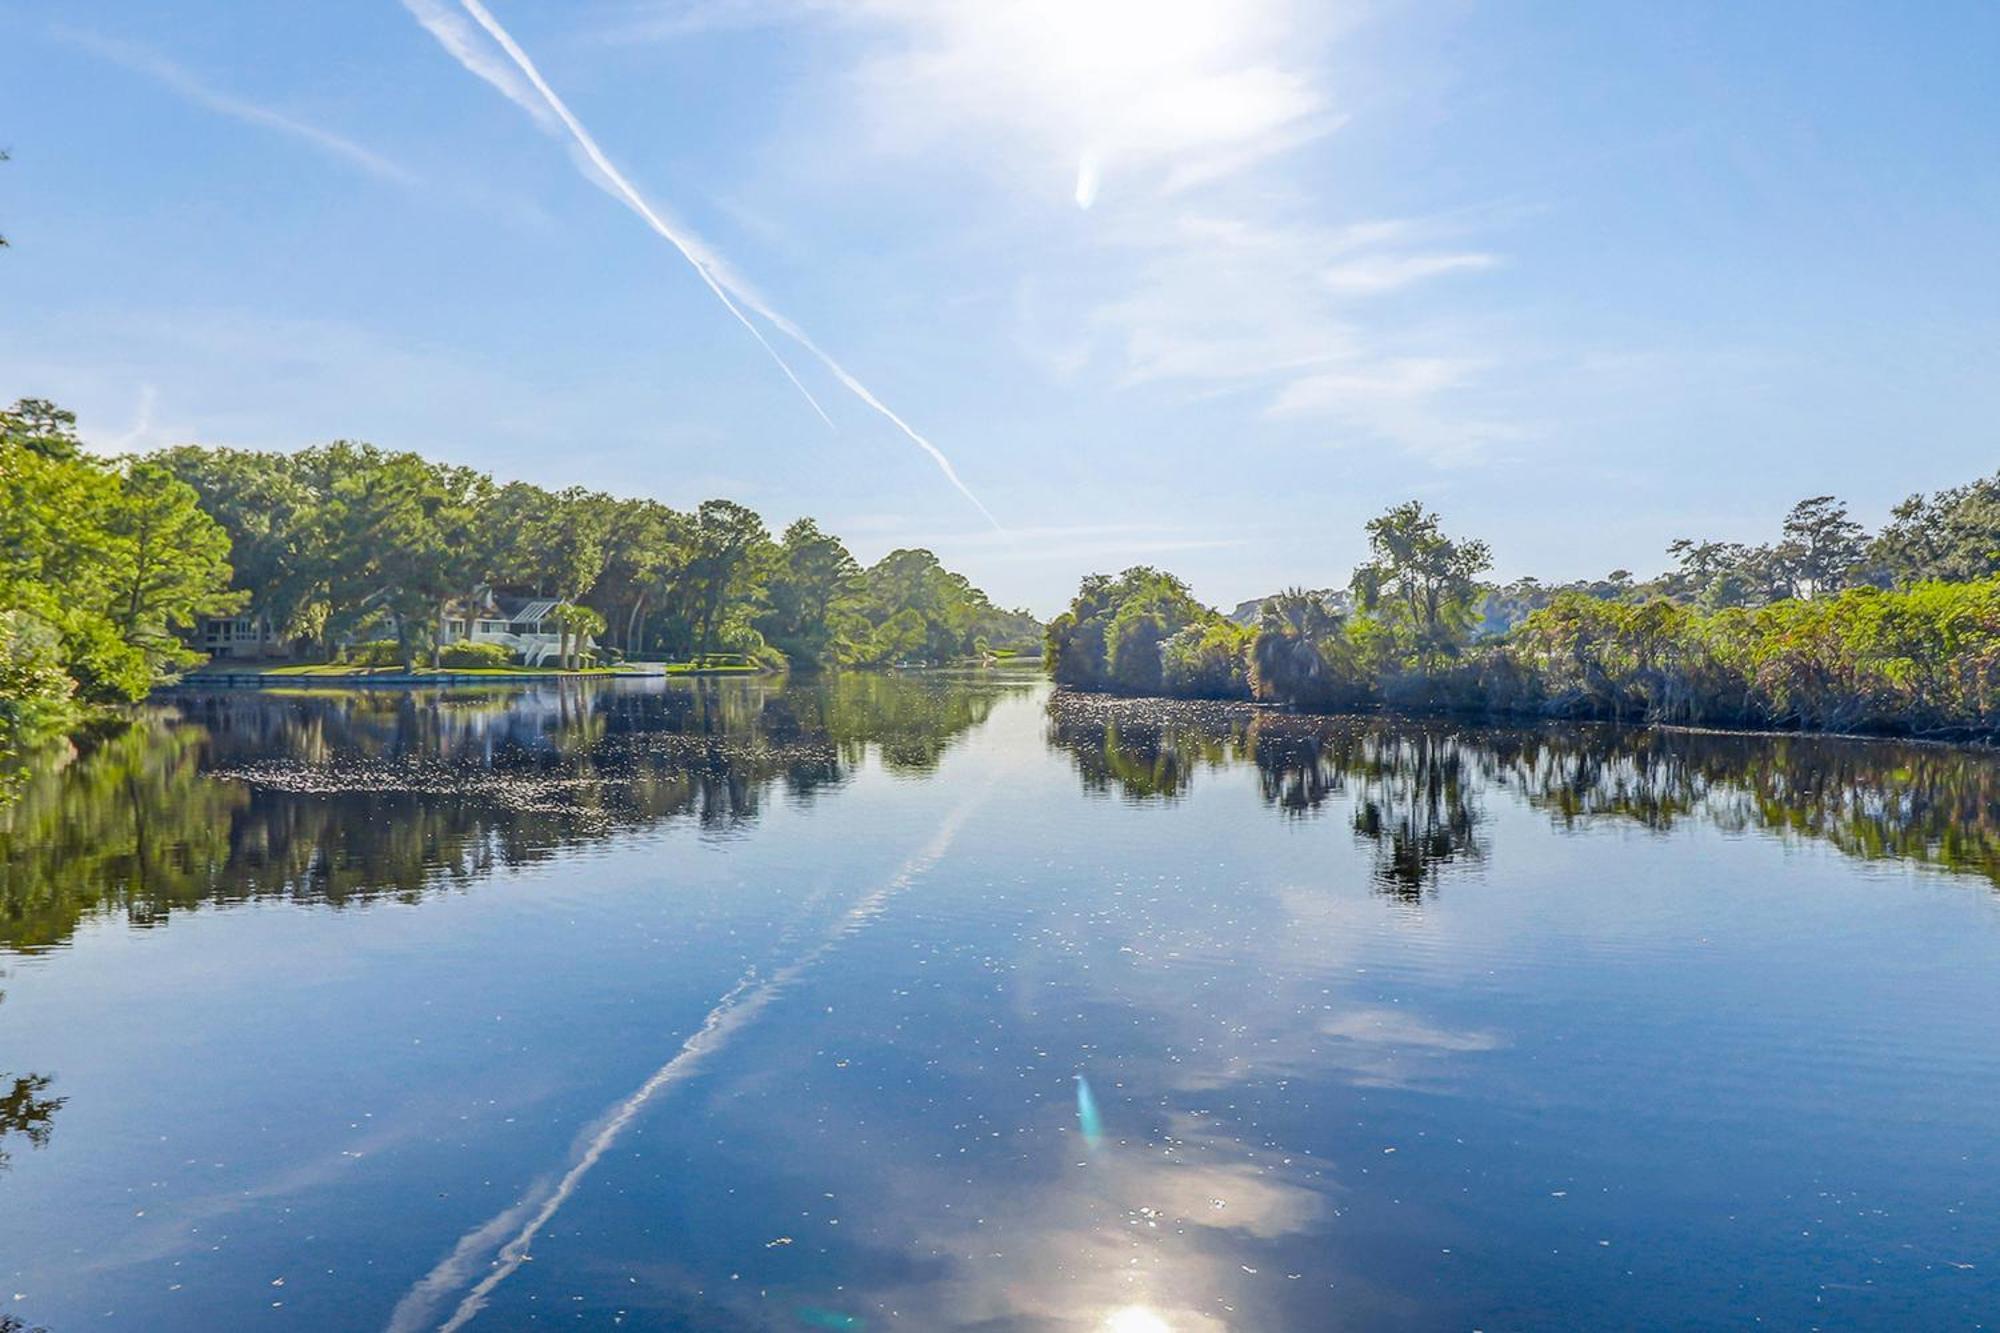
[8,680,2000,1329]
[0,675,1026,952]
[8,681,2000,957]
[0,1070,63,1172]
[1046,693,2000,893]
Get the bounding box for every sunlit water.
[3,675,1999,1331]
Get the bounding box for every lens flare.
[1075,1073,1104,1149]
[1104,1307,1173,1333]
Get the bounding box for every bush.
[439,641,515,669]
[0,610,80,740]
[350,639,402,667]
[1161,622,1253,699]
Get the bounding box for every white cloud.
[430,2,1521,470]
[1323,250,1499,294]
[840,0,1334,204]
[781,2,1517,461]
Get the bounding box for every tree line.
[151,439,1038,671]
[0,396,1039,743]
[1047,476,2000,740]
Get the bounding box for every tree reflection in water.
[0,1070,63,1171]
[1046,692,2000,899]
[8,677,2000,952]
[0,675,1025,952]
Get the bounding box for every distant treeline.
[0,396,1038,741]
[1048,484,2000,740]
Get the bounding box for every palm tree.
[1252,589,1345,706]
[553,602,607,670]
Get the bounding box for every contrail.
[442,0,829,427]
[406,0,1002,528]
[385,797,983,1333]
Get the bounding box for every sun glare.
[1104,1306,1175,1333]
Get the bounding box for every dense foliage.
[0,400,240,740]
[1050,482,2000,741]
[147,436,1038,672]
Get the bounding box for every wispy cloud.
[57,28,417,186]
[797,2,1517,463]
[840,0,1335,207]
[1323,251,1499,295]
[403,0,1002,529]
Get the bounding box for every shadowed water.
[2,675,1999,1330]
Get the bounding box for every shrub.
[0,610,80,740]
[439,641,515,669]
[1161,622,1253,699]
[350,639,402,667]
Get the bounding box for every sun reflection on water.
[1104,1306,1174,1333]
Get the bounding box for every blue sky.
[2,1,1995,613]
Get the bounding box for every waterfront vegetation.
[0,396,1038,753]
[9,386,2000,760]
[1048,483,2000,740]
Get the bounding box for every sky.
[2,0,1996,615]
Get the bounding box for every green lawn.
[660,662,761,675]
[236,663,636,678]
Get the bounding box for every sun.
[1103,1307,1175,1333]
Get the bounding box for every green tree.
[552,601,607,670]
[1,408,237,706]
[1351,501,1492,670]
[679,500,773,662]
[102,461,243,674]
[1044,567,1218,691]
[0,398,80,460]
[1251,589,1356,707]
[1871,471,2000,585]
[596,498,688,657]
[759,518,861,668]
[154,446,327,647]
[1778,494,1866,597]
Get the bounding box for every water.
[3,674,1999,1331]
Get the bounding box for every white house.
[439,592,595,667]
[194,591,597,667]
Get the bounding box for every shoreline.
[157,665,749,689]
[1045,683,2000,751]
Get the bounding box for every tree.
[596,498,688,657]
[1778,495,1866,597]
[552,601,607,669]
[0,412,237,706]
[1044,567,1218,690]
[1871,471,2000,585]
[0,398,79,460]
[759,518,860,668]
[679,500,773,662]
[154,446,326,647]
[102,461,243,673]
[1251,589,1353,707]
[1350,502,1492,670]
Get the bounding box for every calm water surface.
[3,675,1999,1331]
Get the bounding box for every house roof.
[502,597,561,624]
